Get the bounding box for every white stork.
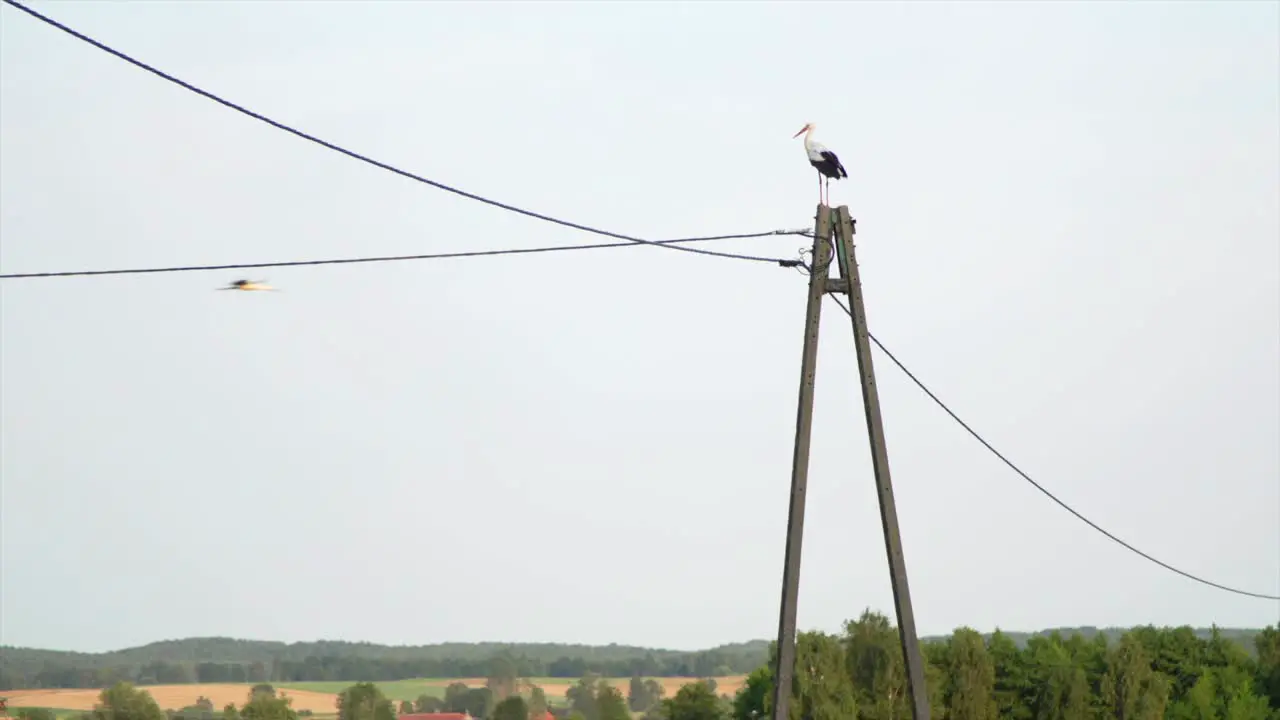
[219,279,279,292]
[793,123,847,206]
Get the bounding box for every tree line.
[723,613,1280,720]
[536,618,1280,720]
[7,629,1263,695]
[0,646,763,692]
[544,619,1280,720]
[6,617,1278,720]
[3,629,1265,695]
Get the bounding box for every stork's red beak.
[792,125,809,138]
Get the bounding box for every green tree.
[789,631,858,720]
[731,665,770,720]
[595,683,630,720]
[528,686,549,718]
[250,686,275,700]
[629,675,659,712]
[1221,677,1272,720]
[137,663,190,686]
[1130,625,1210,701]
[1177,670,1218,720]
[335,684,394,720]
[987,630,1031,720]
[239,692,297,720]
[662,681,727,720]
[1101,634,1171,720]
[454,689,492,719]
[845,610,910,720]
[565,676,600,720]
[93,682,166,720]
[1023,638,1089,720]
[221,703,239,720]
[742,633,857,720]
[411,695,442,714]
[1255,626,1280,710]
[171,703,215,720]
[441,684,470,715]
[486,653,520,703]
[1062,632,1109,717]
[491,696,529,720]
[16,709,57,720]
[944,628,997,720]
[1174,665,1272,720]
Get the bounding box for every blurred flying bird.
[219,279,278,292]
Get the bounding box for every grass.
[8,708,85,719]
[279,676,741,709]
[276,677,635,697]
[276,680,455,702]
[276,678,578,705]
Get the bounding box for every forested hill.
[0,638,772,691]
[0,627,1263,691]
[0,638,772,667]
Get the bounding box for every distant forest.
[0,626,1265,691]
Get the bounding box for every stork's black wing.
[819,150,848,179]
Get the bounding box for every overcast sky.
[1,0,1277,655]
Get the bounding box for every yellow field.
[2,676,746,712]
[2,685,341,713]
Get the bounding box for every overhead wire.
[805,264,1280,602]
[0,231,808,280]
[0,0,796,267]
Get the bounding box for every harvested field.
[3,685,341,713]
[4,676,746,712]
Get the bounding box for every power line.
[820,289,1280,602]
[0,231,808,280]
[0,0,793,266]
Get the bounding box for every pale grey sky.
[1,0,1277,654]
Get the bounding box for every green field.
[276,678,590,708]
[276,680,455,702]
[8,708,85,720]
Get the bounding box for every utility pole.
[769,205,930,720]
[832,205,930,720]
[769,205,832,720]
